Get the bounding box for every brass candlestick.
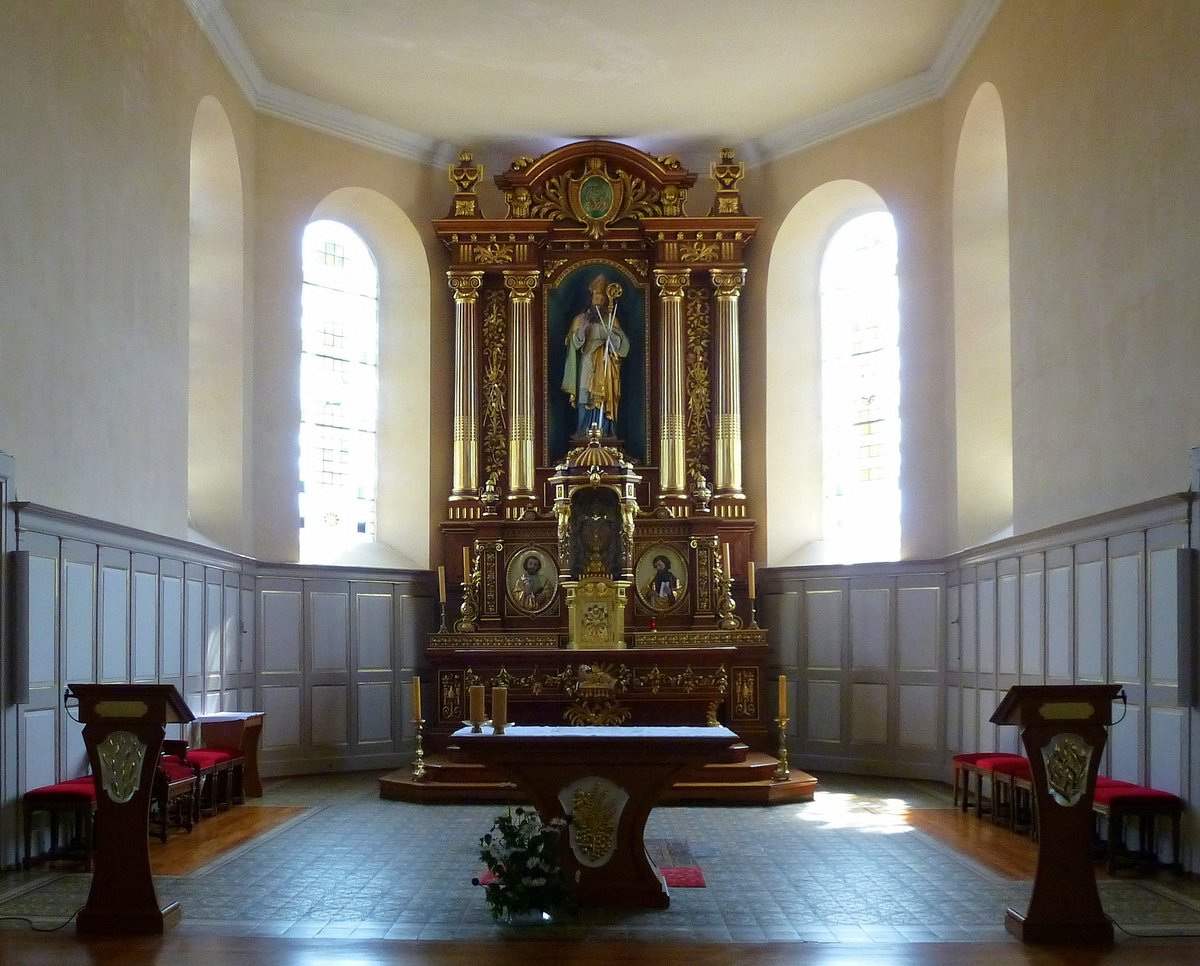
[455,549,480,632]
[774,715,790,782]
[437,601,449,634]
[412,718,426,780]
[747,596,759,630]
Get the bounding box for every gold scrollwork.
[632,664,728,695]
[684,287,712,487]
[570,782,619,861]
[96,730,147,804]
[440,673,463,720]
[679,241,720,262]
[529,158,681,238]
[472,243,514,264]
[1042,733,1093,807]
[481,289,507,487]
[564,700,632,727]
[733,667,757,718]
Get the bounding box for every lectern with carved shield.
[991,684,1123,944]
[68,683,194,935]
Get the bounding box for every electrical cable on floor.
[0,903,84,931]
[1109,912,1200,940]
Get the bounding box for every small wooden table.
[194,712,266,798]
[453,724,742,908]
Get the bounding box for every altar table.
[453,724,742,908]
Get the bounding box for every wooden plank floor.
[4,934,1200,965]
[150,806,308,876]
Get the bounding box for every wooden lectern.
[68,683,195,935]
[990,684,1123,944]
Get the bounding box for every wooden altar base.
[379,749,817,806]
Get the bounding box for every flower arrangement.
[472,807,575,922]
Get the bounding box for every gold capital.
[447,270,484,303]
[653,270,690,301]
[502,271,540,302]
[711,269,746,300]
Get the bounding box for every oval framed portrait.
[506,547,558,614]
[635,545,688,613]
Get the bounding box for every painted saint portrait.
[506,547,558,614]
[547,263,645,464]
[635,545,688,613]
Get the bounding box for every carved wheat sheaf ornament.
[1041,733,1093,807]
[97,730,147,804]
[558,776,629,867]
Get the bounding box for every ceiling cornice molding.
[753,0,1002,164]
[186,0,1002,170]
[256,82,444,165]
[184,0,264,105]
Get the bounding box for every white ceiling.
[187,0,999,169]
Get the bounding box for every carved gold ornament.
[684,287,712,487]
[530,157,679,239]
[1041,733,1093,807]
[472,243,514,264]
[559,776,628,867]
[96,730,147,804]
[564,699,632,726]
[481,289,507,488]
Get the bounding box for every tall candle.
[778,675,787,718]
[747,561,756,599]
[437,566,446,603]
[412,676,422,722]
[491,686,508,727]
[722,542,731,577]
[469,684,485,724]
[462,545,471,579]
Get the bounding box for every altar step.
[378,748,817,806]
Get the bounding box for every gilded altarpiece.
[428,140,772,757]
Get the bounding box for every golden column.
[654,269,690,502]
[448,270,484,503]
[712,269,747,503]
[504,270,539,509]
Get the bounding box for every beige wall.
[0,0,255,538]
[3,0,1198,566]
[250,116,447,564]
[945,0,1200,536]
[750,102,953,562]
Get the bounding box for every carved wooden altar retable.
[396,140,809,803]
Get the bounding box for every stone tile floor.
[2,771,1199,943]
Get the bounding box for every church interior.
[2,1,1200,962]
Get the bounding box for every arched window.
[298,220,379,562]
[820,211,900,562]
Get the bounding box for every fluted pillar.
[654,269,690,502]
[711,269,746,502]
[504,270,539,508]
[448,270,484,502]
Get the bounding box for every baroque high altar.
[382,139,814,804]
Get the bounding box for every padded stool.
[953,752,1024,816]
[1093,780,1184,874]
[22,775,98,870]
[989,756,1033,831]
[151,758,198,842]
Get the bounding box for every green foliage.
[473,807,575,922]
